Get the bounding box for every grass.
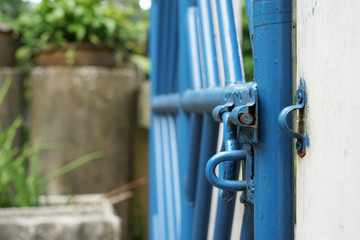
[0,75,103,207]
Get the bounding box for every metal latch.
[206,83,257,202]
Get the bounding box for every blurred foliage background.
[241,0,254,82]
[0,0,150,72]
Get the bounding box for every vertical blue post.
[192,1,220,239]
[177,0,196,239]
[252,0,294,239]
[185,7,204,203]
[149,0,162,239]
[213,113,238,240]
[216,0,244,85]
[196,0,220,88]
[213,1,253,240]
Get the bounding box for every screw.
[239,113,254,125]
[297,92,303,103]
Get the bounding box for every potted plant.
[11,2,149,239]
[0,0,24,67]
[13,0,149,70]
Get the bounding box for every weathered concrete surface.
[296,1,360,239]
[30,66,138,239]
[0,195,120,240]
[0,68,23,147]
[136,80,150,129]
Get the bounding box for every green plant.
[12,0,149,71]
[0,76,103,208]
[0,0,25,20]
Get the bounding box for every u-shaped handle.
[278,81,307,155]
[206,150,247,192]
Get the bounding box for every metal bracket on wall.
[278,79,309,157]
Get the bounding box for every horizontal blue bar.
[151,82,257,114]
[151,87,224,114]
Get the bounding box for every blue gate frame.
[149,0,294,239]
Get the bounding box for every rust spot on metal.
[297,148,306,158]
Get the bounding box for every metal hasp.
[252,0,295,239]
[206,83,257,201]
[278,79,309,157]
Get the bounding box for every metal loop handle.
[205,150,247,191]
[278,82,307,155]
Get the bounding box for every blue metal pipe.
[211,2,248,237]
[252,0,294,239]
[151,87,224,114]
[176,0,196,239]
[191,1,222,238]
[157,0,170,94]
[213,196,237,240]
[216,0,245,85]
[196,0,220,87]
[149,0,160,96]
[187,7,203,90]
[218,111,240,201]
[240,203,255,240]
[185,7,204,203]
[149,0,162,238]
[160,116,176,240]
[211,111,244,240]
[152,94,180,114]
[181,88,223,113]
[185,114,203,203]
[167,115,183,239]
[150,115,167,240]
[191,114,219,240]
[213,195,237,240]
[167,1,179,93]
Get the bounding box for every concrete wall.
[30,66,138,240]
[0,68,23,147]
[296,1,360,239]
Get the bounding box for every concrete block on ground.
[0,194,120,240]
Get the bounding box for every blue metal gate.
[149,0,295,239]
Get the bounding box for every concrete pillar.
[30,66,138,240]
[296,1,360,239]
[0,68,23,147]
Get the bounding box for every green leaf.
[40,151,103,185]
[130,55,150,74]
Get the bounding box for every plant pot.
[0,194,120,240]
[0,23,17,67]
[35,43,117,67]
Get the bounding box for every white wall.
[296,0,360,239]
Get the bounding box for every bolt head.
[239,113,254,125]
